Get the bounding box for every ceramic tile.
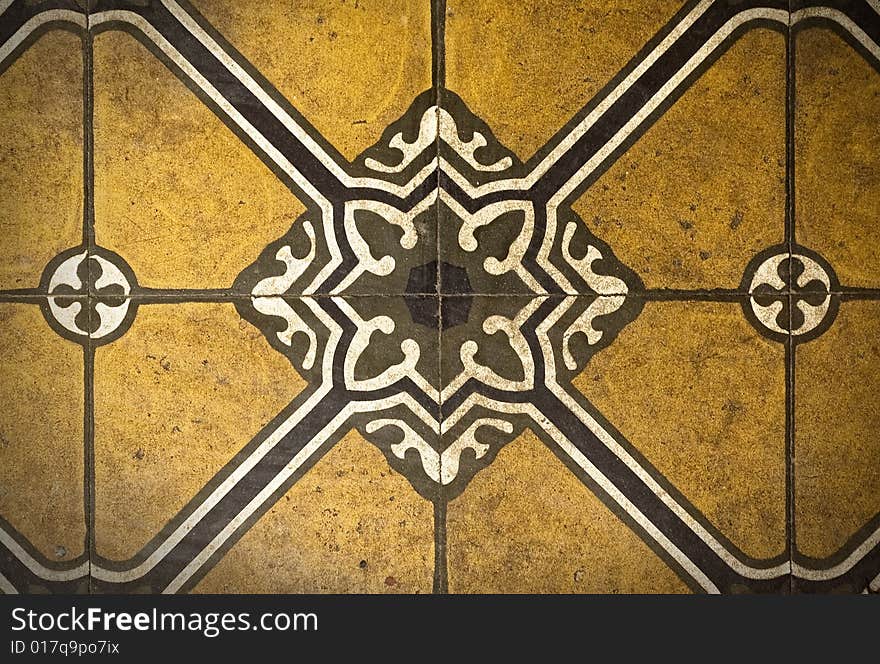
[92,302,305,569]
[92,28,307,291]
[446,431,691,593]
[0,29,83,291]
[574,298,788,563]
[572,27,787,291]
[189,0,433,162]
[2,0,880,595]
[788,15,880,593]
[444,0,685,160]
[793,299,880,593]
[0,302,86,593]
[795,27,880,289]
[193,430,435,594]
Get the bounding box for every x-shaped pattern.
[1,0,880,594]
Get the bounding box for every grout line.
[785,5,796,594]
[786,302,797,594]
[6,289,880,303]
[432,0,448,595]
[786,9,796,250]
[641,289,743,302]
[433,499,448,594]
[82,26,95,251]
[82,12,96,594]
[0,290,49,300]
[431,0,446,92]
[83,342,95,595]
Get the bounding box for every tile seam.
[82,6,96,594]
[785,4,797,593]
[432,0,449,596]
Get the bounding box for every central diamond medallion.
[234,91,642,497]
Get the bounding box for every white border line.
[3,2,880,590]
[90,298,342,582]
[535,298,792,581]
[792,7,880,62]
[0,572,18,595]
[0,528,89,583]
[0,10,86,66]
[0,0,16,19]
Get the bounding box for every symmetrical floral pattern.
[234,90,642,496]
[41,246,138,344]
[742,245,839,343]
[1,0,879,595]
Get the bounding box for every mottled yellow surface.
[93,31,306,290]
[195,432,434,593]
[795,301,880,560]
[94,303,304,561]
[446,0,684,159]
[0,304,84,560]
[0,32,83,289]
[447,431,690,593]
[192,0,432,161]
[795,29,880,288]
[574,29,786,290]
[576,301,787,559]
[5,2,877,597]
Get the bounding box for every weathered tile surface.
[575,299,788,561]
[794,300,880,564]
[93,302,304,561]
[194,432,434,593]
[573,28,787,291]
[445,0,684,159]
[447,432,691,593]
[191,0,433,161]
[0,31,82,290]
[1,0,879,595]
[0,304,85,563]
[795,28,880,289]
[93,30,306,291]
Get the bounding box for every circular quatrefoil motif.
[40,245,139,345]
[741,245,839,344]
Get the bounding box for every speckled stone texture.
[447,432,690,593]
[0,31,83,290]
[94,303,304,560]
[192,0,433,161]
[795,303,880,560]
[576,300,787,561]
[445,0,684,159]
[93,30,307,290]
[195,433,434,594]
[573,29,786,290]
[0,304,85,561]
[795,28,880,288]
[1,0,879,595]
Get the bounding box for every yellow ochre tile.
[194,431,434,593]
[573,29,786,291]
[94,302,304,561]
[795,28,880,289]
[575,300,787,560]
[191,0,432,161]
[445,0,684,160]
[447,431,690,593]
[0,303,85,561]
[4,0,880,598]
[93,30,307,290]
[795,300,880,560]
[0,31,83,290]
